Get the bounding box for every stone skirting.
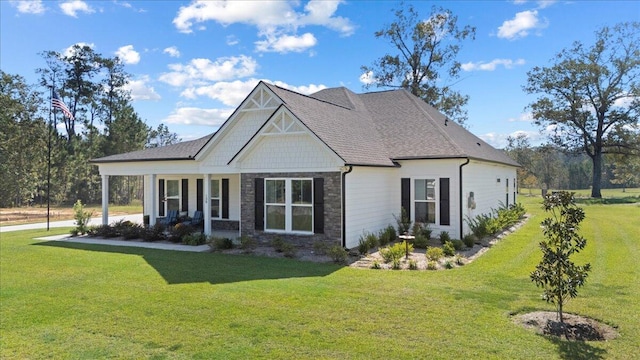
[212,220,240,231]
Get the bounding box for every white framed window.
[414,178,436,224]
[265,178,313,233]
[166,179,180,213]
[211,179,221,219]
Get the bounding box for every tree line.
[0,45,178,208]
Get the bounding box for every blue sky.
[2,0,638,148]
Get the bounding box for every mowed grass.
[1,193,639,359]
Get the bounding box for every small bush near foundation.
[371,260,382,269]
[455,254,466,266]
[168,223,194,243]
[209,236,234,250]
[444,260,454,269]
[392,259,402,270]
[451,239,465,251]
[413,233,429,249]
[271,237,286,252]
[378,225,396,246]
[281,242,297,258]
[141,223,166,242]
[239,236,257,252]
[182,233,207,246]
[72,200,94,236]
[379,241,412,263]
[439,231,451,244]
[328,245,348,264]
[312,241,329,255]
[409,259,418,270]
[463,234,476,248]
[88,224,118,238]
[443,241,456,257]
[426,261,438,270]
[412,222,432,239]
[426,247,444,261]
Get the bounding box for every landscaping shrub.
[443,241,456,256]
[408,259,418,270]
[451,239,465,251]
[380,241,412,263]
[209,236,234,250]
[358,238,369,255]
[466,213,492,239]
[444,260,454,269]
[439,231,451,244]
[182,233,207,245]
[357,231,378,255]
[394,208,412,235]
[281,242,297,258]
[328,245,348,264]
[371,260,382,269]
[462,234,476,248]
[378,225,396,246]
[426,261,438,270]
[88,224,118,238]
[366,232,379,250]
[167,223,194,243]
[392,259,402,270]
[426,247,444,261]
[271,237,286,252]
[71,200,94,236]
[239,235,257,252]
[412,222,432,239]
[141,223,166,242]
[413,233,429,249]
[455,254,466,266]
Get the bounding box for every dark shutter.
[222,178,229,219]
[401,178,411,220]
[313,178,324,234]
[181,179,189,212]
[254,178,264,230]
[196,179,203,212]
[158,179,165,217]
[439,178,450,226]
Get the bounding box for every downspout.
[341,166,353,248]
[459,158,470,239]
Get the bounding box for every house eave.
[90,157,195,164]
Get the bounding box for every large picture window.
[265,178,313,233]
[414,179,436,224]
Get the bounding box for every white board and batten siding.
[344,166,397,249]
[461,160,517,236]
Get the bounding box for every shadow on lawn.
[35,241,342,285]
[547,336,607,360]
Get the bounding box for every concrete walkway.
[0,214,143,233]
[34,233,210,252]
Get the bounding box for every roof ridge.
[267,82,354,111]
[400,89,466,156]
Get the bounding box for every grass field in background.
[1,192,638,359]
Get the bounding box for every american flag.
[52,90,74,120]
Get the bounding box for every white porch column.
[149,174,157,226]
[101,175,109,225]
[204,173,211,235]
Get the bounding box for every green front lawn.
[1,195,639,359]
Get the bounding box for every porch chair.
[159,209,179,227]
[184,210,203,228]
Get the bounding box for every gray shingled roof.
[91,134,213,163]
[92,82,519,168]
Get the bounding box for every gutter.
[459,158,470,239]
[341,166,353,248]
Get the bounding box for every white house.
[92,82,519,248]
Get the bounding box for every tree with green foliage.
[361,3,475,126]
[531,191,591,333]
[524,22,640,198]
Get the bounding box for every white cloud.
[255,32,317,53]
[159,55,258,87]
[507,112,534,122]
[63,42,95,57]
[59,0,94,17]
[536,1,556,9]
[497,10,546,40]
[163,46,181,58]
[480,130,545,148]
[181,78,326,106]
[226,35,239,46]
[125,75,160,101]
[115,45,140,65]
[163,107,233,127]
[172,0,353,52]
[359,71,374,85]
[11,0,45,14]
[462,58,526,72]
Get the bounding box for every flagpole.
[47,85,53,231]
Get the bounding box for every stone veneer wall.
[241,172,342,247]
